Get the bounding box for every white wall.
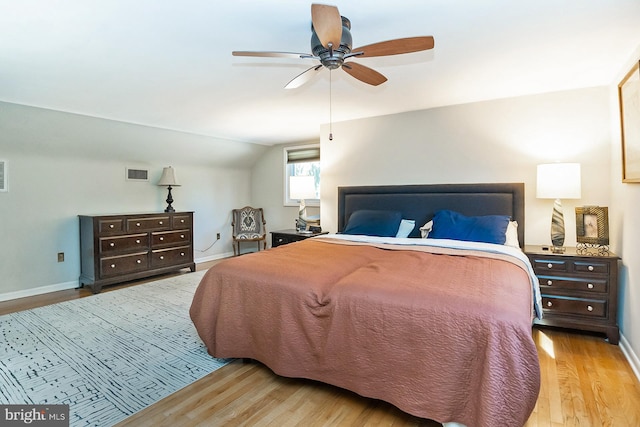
[610,42,640,371]
[320,87,612,247]
[0,102,267,299]
[251,142,320,247]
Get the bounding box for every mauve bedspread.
[190,237,541,427]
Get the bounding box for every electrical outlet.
[57,252,64,262]
[216,232,221,240]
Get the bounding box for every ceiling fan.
[232,3,435,89]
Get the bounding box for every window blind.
[286,147,320,164]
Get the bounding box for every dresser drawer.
[100,252,149,277]
[536,275,607,293]
[542,296,606,318]
[151,230,191,247]
[98,218,124,235]
[127,216,172,232]
[151,246,192,268]
[173,214,192,228]
[100,234,148,254]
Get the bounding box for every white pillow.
[395,219,416,238]
[420,219,520,247]
[505,221,520,248]
[419,220,433,238]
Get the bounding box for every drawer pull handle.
[160,237,164,241]
[180,219,185,223]
[547,301,553,307]
[180,234,185,239]
[587,305,593,312]
[110,242,115,247]
[160,256,164,260]
[180,252,185,256]
[136,222,141,227]
[136,259,142,264]
[547,263,553,269]
[547,280,553,286]
[136,239,141,244]
[587,283,594,289]
[109,224,115,229]
[110,264,116,268]
[588,265,594,271]
[159,221,163,225]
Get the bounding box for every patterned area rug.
[0,271,231,426]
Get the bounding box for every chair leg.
[233,241,237,256]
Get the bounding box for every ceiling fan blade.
[351,36,435,58]
[342,62,387,86]
[285,65,324,89]
[311,3,342,48]
[232,51,315,59]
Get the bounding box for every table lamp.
[157,166,181,212]
[536,163,581,253]
[289,175,316,232]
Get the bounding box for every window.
[284,144,320,207]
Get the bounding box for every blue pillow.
[428,210,510,245]
[343,210,402,237]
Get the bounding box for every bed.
[190,183,541,427]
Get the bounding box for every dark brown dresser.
[525,245,619,344]
[79,212,195,293]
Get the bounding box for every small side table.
[525,245,620,344]
[271,229,328,248]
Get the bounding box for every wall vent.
[126,167,149,181]
[0,160,6,192]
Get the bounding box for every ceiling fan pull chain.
[329,70,333,141]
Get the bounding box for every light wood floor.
[2,264,640,427]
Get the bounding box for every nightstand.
[525,245,620,344]
[271,229,328,248]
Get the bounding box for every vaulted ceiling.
[1,0,640,146]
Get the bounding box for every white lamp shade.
[157,166,180,187]
[289,176,316,200]
[536,163,581,199]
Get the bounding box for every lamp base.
[164,185,175,213]
[550,198,566,250]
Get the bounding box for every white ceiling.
[1,0,640,146]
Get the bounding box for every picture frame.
[575,206,609,245]
[618,60,640,183]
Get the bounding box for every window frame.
[283,144,320,207]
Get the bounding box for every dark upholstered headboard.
[337,183,525,247]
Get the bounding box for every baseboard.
[0,255,233,303]
[620,332,640,383]
[0,280,79,303]
[195,252,234,263]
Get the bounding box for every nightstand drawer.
[537,275,608,293]
[542,296,607,318]
[532,259,568,273]
[574,261,609,274]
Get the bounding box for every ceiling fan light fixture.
[311,16,352,69]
